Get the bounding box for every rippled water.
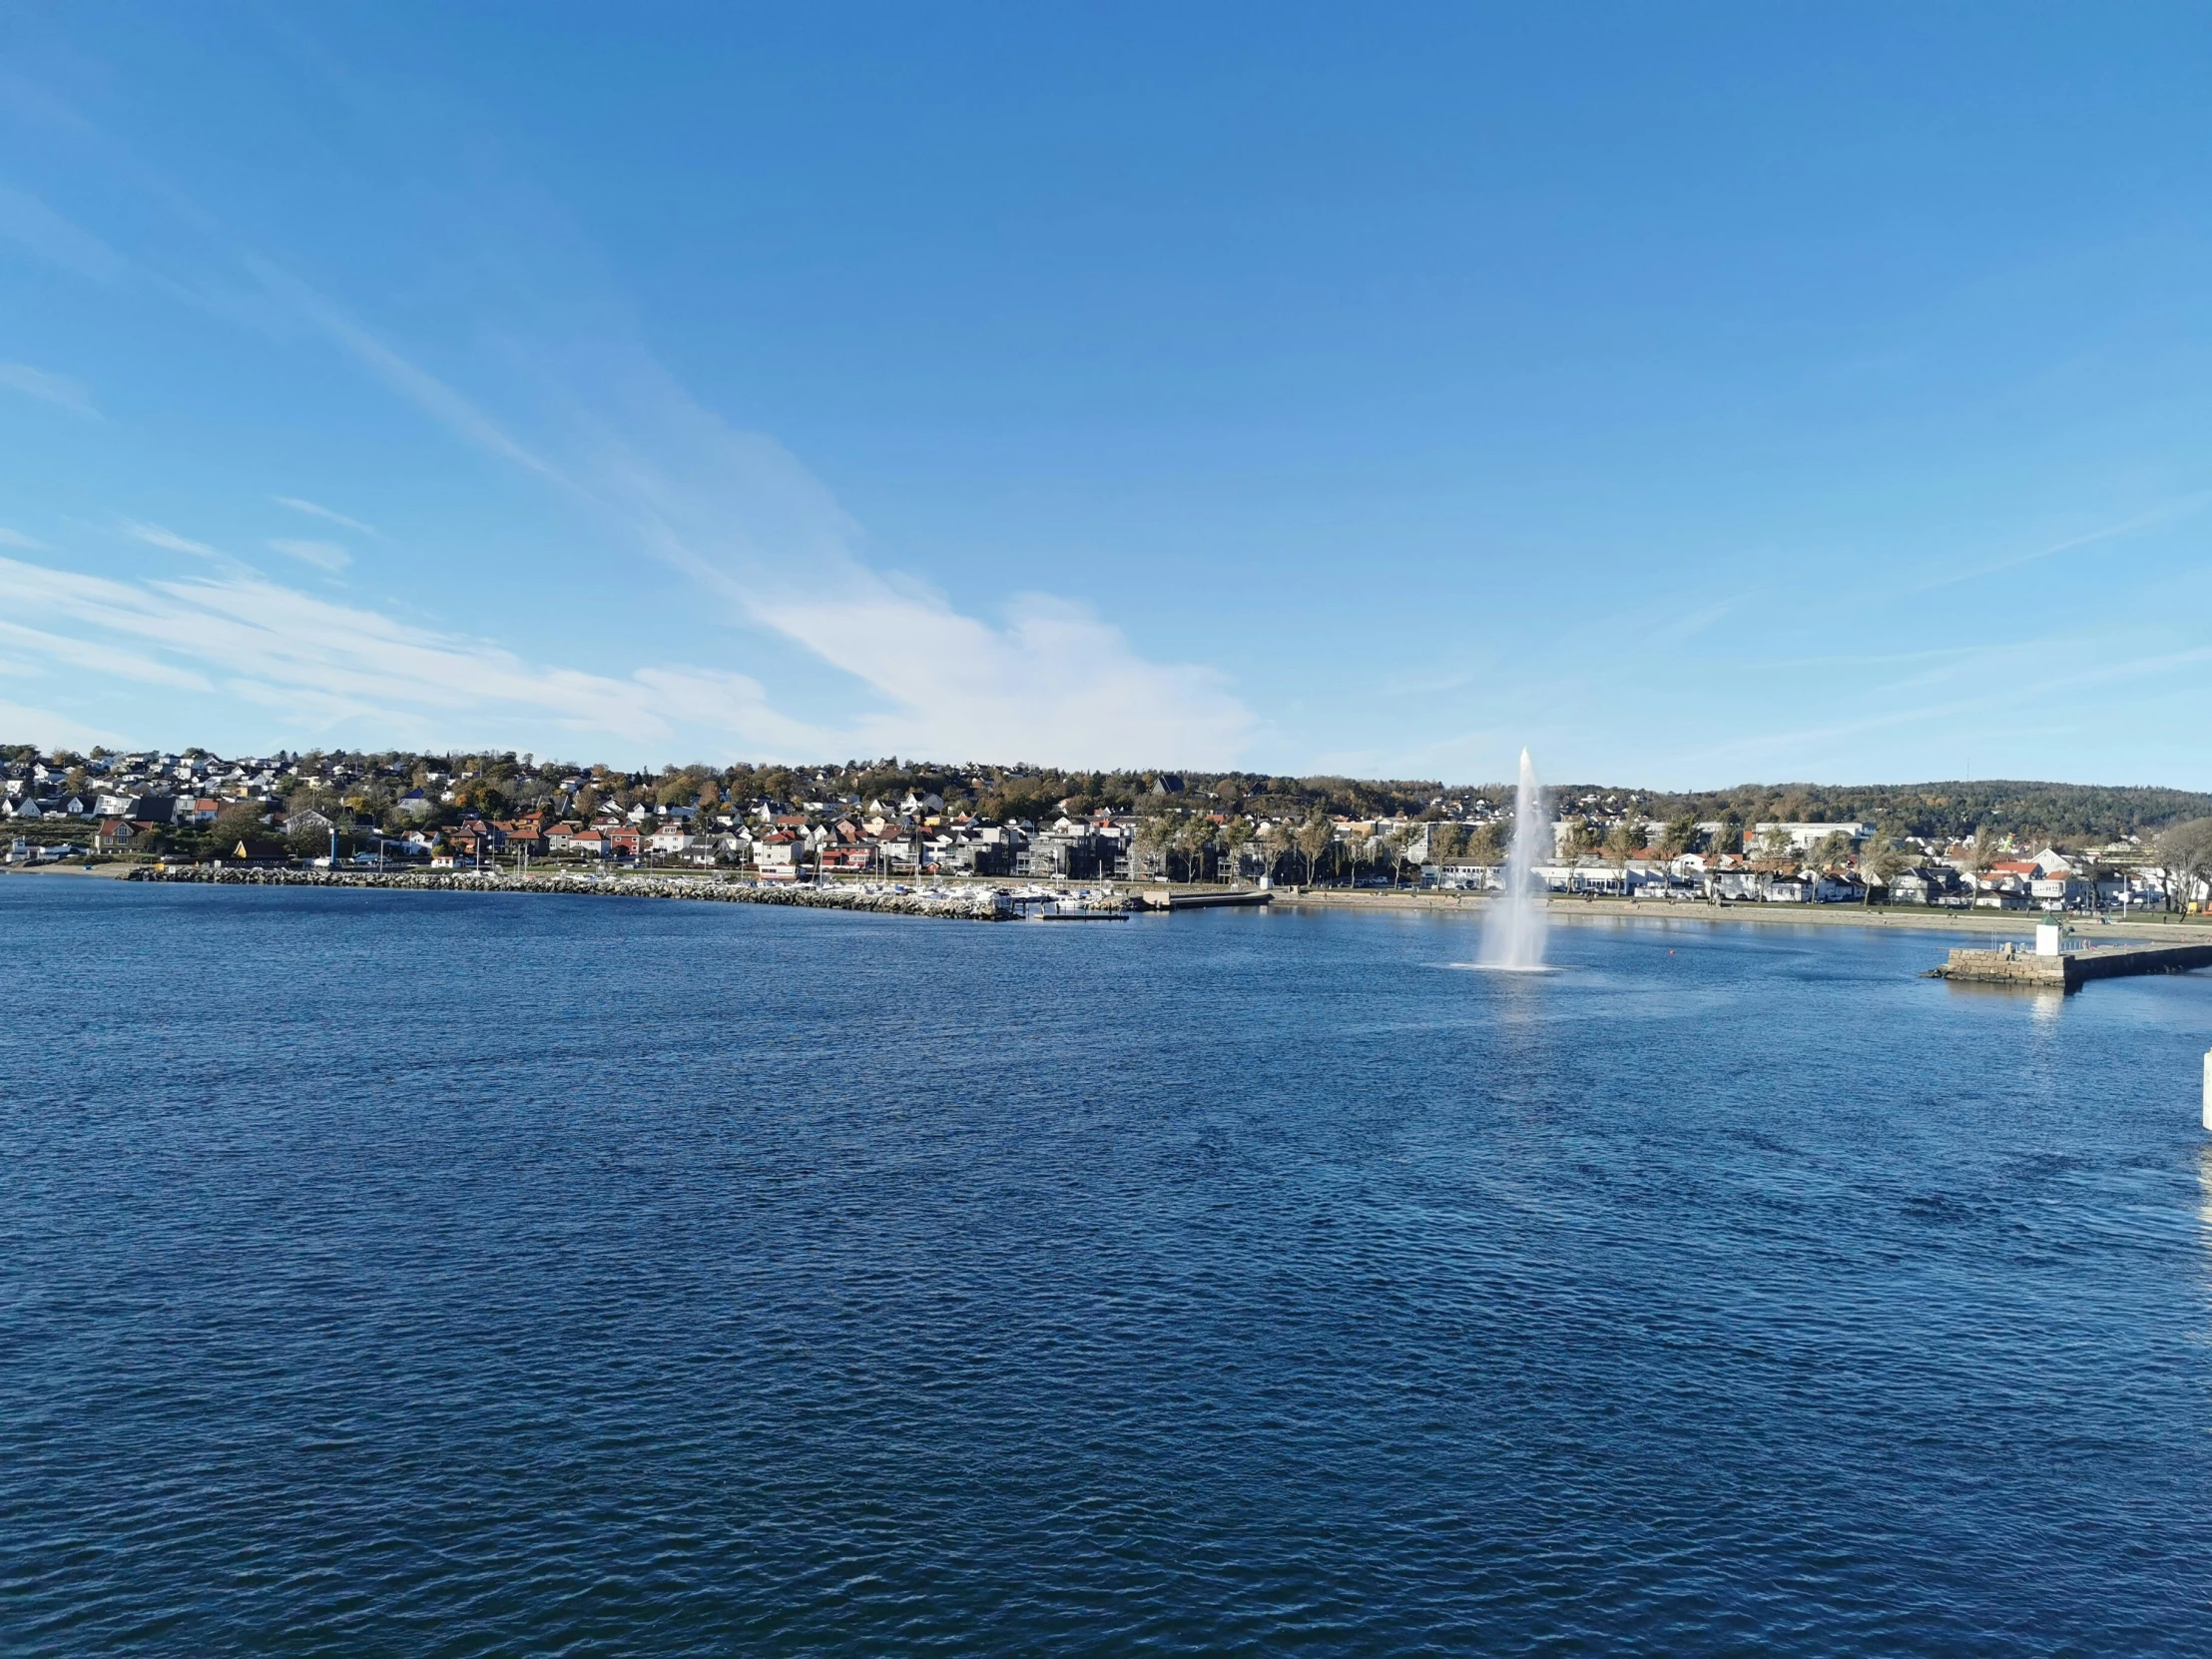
[6,879,2212,1654]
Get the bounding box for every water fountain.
[1478,749,1550,971]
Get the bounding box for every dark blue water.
[6,879,2212,1655]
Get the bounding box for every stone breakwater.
[1932,938,2212,989]
[123,864,1070,922]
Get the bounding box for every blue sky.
[2,6,2209,787]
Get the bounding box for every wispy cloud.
[0,618,212,689]
[0,179,132,285]
[273,495,376,535]
[1644,599,1731,645]
[0,527,48,549]
[0,361,96,415]
[0,698,121,752]
[1908,495,2212,595]
[11,116,1249,767]
[249,257,563,482]
[527,349,1256,765]
[253,277,1255,766]
[120,521,222,558]
[752,580,1251,765]
[266,537,351,572]
[0,553,829,756]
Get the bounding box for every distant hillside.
[1531,781,2212,843]
[9,741,2207,846]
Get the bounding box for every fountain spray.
[1479,749,1550,970]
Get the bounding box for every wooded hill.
[1552,781,2212,844]
[14,745,2209,845]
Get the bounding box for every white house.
[1753,823,1875,852]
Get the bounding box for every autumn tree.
[1296,817,1335,885]
[2156,818,2212,913]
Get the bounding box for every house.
[647,828,695,854]
[1751,822,1876,852]
[396,790,432,821]
[754,832,804,877]
[1019,828,1104,879]
[493,819,546,854]
[1765,875,1811,902]
[2030,875,2085,908]
[94,818,134,851]
[1422,862,1498,890]
[288,809,335,838]
[1887,868,1954,905]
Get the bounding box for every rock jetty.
[1931,936,2212,989]
[123,864,1103,921]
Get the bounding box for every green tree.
[211,801,269,848]
[1811,830,1856,870]
[1176,816,1217,883]
[1601,820,1639,868]
[1134,814,1177,879]
[1659,816,1697,859]
[1221,817,1255,879]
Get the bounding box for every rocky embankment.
[123,864,1057,921]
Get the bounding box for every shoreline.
[11,860,2206,945]
[1266,885,2209,941]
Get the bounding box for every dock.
[1934,931,2212,990]
[1137,887,1273,913]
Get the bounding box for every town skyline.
[12,738,2212,913]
